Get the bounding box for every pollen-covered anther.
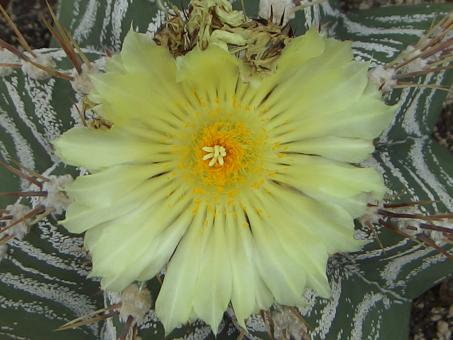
[202,145,227,167]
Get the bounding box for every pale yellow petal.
[176,45,239,103]
[245,191,333,299]
[280,136,375,163]
[120,30,174,74]
[271,154,386,203]
[241,197,306,305]
[135,205,194,282]
[63,173,179,233]
[227,204,272,328]
[276,27,326,73]
[66,163,169,206]
[100,195,193,291]
[90,70,189,128]
[89,31,188,125]
[264,182,364,254]
[262,62,369,130]
[155,204,211,334]
[90,183,191,288]
[270,84,395,141]
[53,127,174,171]
[192,205,232,333]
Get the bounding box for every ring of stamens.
[191,120,254,190]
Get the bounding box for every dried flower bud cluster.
[154,0,294,76]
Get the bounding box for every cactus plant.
[0,0,452,339]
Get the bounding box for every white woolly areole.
[258,0,296,25]
[391,206,421,237]
[71,63,98,95]
[41,175,73,214]
[368,66,397,92]
[119,284,152,323]
[0,49,19,77]
[405,57,428,74]
[21,52,56,80]
[2,203,32,240]
[398,220,422,237]
[360,201,384,226]
[427,219,451,246]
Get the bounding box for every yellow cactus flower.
[54,28,394,333]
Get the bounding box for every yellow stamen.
[202,145,227,167]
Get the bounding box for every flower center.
[194,120,253,189]
[176,106,272,202]
[202,145,227,167]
